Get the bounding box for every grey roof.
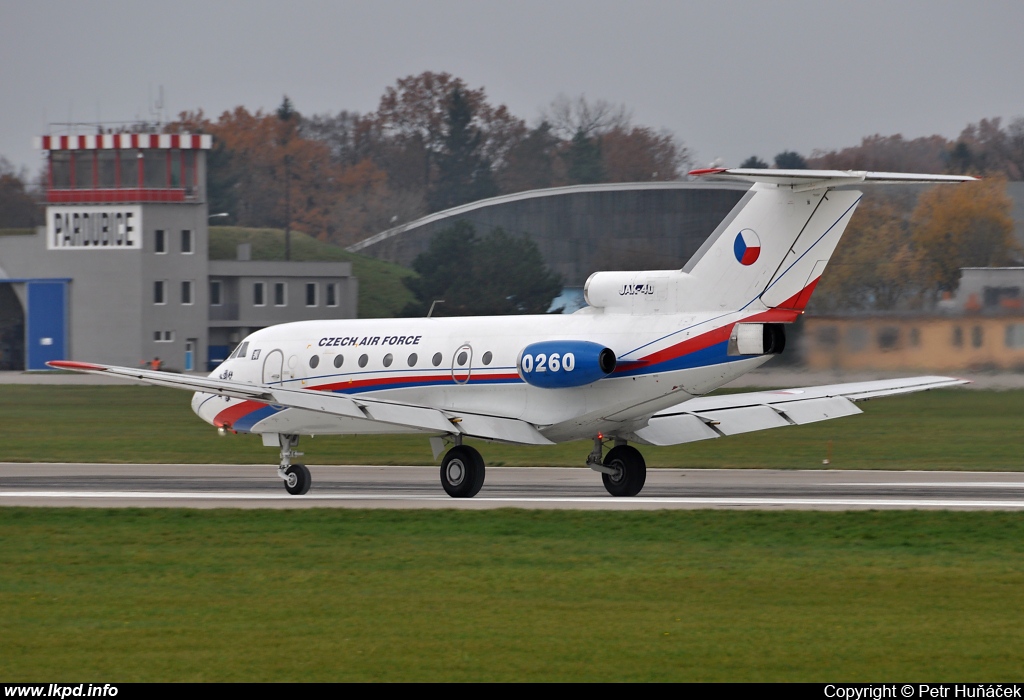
[347,180,748,253]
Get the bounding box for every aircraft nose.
[191,392,217,425]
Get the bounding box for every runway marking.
[822,482,1024,488]
[2,491,1024,508]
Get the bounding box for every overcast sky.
[2,0,1022,176]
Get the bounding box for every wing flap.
[633,414,720,446]
[661,376,968,415]
[774,396,862,424]
[631,375,967,446]
[699,405,791,435]
[451,412,554,445]
[268,388,367,420]
[358,401,456,434]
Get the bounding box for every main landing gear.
[435,435,647,499]
[587,437,647,497]
[440,443,486,498]
[277,434,311,495]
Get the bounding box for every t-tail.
[582,168,975,316]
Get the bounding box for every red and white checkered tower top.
[34,133,212,150]
[35,132,212,204]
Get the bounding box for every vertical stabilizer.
[680,183,861,312]
[682,168,976,314]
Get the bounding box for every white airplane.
[50,168,975,498]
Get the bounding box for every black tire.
[601,445,646,497]
[284,464,311,495]
[440,445,486,498]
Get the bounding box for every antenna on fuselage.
[427,300,445,318]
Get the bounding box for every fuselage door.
[262,349,284,386]
[451,344,472,384]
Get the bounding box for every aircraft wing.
[47,361,554,445]
[629,376,968,446]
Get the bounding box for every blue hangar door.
[26,281,68,370]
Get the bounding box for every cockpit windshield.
[228,341,250,360]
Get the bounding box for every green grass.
[1,508,1023,681]
[0,227,34,236]
[0,385,1021,469]
[209,226,415,318]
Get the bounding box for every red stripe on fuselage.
[213,399,264,428]
[621,277,820,367]
[311,370,520,394]
[212,370,523,427]
[622,323,734,370]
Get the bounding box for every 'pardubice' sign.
[47,206,142,250]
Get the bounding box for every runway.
[3,463,1024,510]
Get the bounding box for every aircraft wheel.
[441,445,486,498]
[601,445,646,497]
[284,464,311,495]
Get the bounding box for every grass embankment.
[209,226,415,318]
[1,385,1021,469]
[1,508,1023,681]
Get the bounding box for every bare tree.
[301,110,365,166]
[543,94,630,140]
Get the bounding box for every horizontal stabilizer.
[690,168,977,191]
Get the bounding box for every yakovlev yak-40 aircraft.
[51,169,975,498]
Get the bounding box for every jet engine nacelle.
[727,323,786,355]
[517,340,617,389]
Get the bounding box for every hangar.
[348,181,750,287]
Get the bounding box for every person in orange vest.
[151,357,162,371]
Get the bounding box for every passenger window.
[432,352,442,367]
[383,353,393,367]
[333,355,344,369]
[408,353,418,367]
[482,351,492,365]
[358,354,368,368]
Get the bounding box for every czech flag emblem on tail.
[733,229,761,265]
